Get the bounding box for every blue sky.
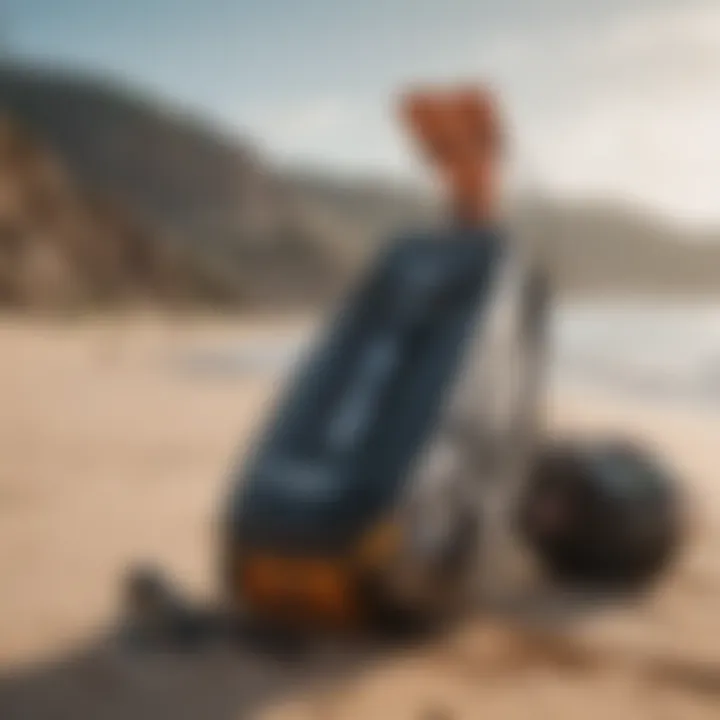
[4,1,639,115]
[3,0,719,224]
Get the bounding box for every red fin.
[400,85,503,226]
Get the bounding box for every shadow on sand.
[0,627,384,720]
[2,587,719,719]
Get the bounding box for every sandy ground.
[0,316,718,719]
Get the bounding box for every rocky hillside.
[0,115,201,308]
[0,65,355,309]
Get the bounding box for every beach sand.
[0,316,717,719]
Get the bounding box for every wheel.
[361,504,482,636]
[519,440,685,591]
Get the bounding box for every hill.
[1,63,719,307]
[521,199,720,297]
[0,65,354,309]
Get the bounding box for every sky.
[2,0,719,226]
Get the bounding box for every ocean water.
[171,302,720,410]
[550,301,720,408]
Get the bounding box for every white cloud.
[237,96,413,175]
[474,1,720,225]
[235,1,720,225]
